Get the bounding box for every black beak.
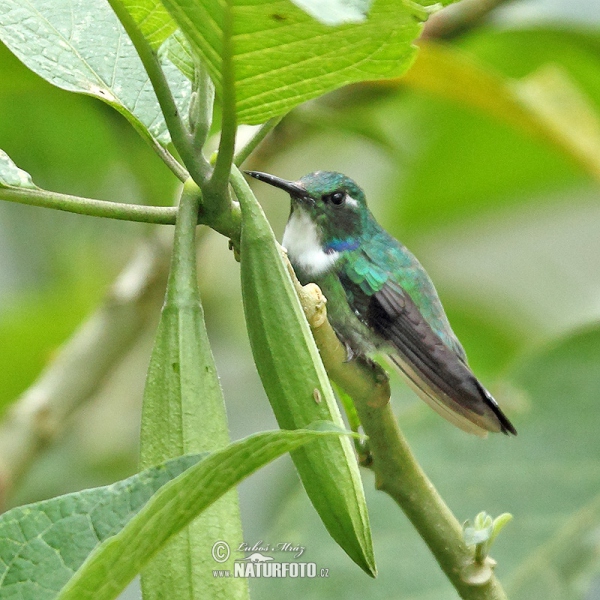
[245,171,309,200]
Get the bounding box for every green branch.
[146,136,189,183]
[286,265,508,600]
[191,60,215,153]
[208,1,237,200]
[0,187,178,224]
[107,0,210,184]
[200,118,286,239]
[197,115,284,241]
[0,115,283,229]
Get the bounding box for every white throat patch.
[282,209,339,276]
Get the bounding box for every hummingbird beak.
[245,171,310,202]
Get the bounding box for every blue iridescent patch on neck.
[326,238,360,253]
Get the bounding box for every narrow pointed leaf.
[232,169,376,576]
[139,181,246,599]
[489,513,513,546]
[0,428,346,600]
[0,0,190,149]
[159,0,457,125]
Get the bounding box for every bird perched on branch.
[247,170,516,437]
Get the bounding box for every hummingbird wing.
[338,250,516,436]
[370,280,516,436]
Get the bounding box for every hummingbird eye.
[323,191,346,206]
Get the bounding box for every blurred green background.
[1,0,600,598]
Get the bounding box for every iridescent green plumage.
[247,170,516,437]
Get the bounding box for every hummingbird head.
[246,170,370,276]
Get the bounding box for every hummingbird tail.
[473,380,517,436]
[387,354,516,437]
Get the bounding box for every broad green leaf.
[402,42,600,183]
[0,40,177,204]
[162,30,195,82]
[160,0,454,125]
[0,427,346,600]
[139,181,246,599]
[0,0,190,150]
[117,0,177,49]
[0,455,200,600]
[232,169,375,576]
[0,149,36,189]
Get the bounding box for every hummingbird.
[246,170,516,437]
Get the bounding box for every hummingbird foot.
[343,341,357,363]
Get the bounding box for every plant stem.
[199,118,288,239]
[166,180,202,303]
[0,187,178,224]
[0,113,282,230]
[140,179,248,600]
[0,75,277,233]
[287,267,508,600]
[191,60,215,153]
[357,402,506,599]
[208,1,237,200]
[107,0,210,184]
[149,139,190,182]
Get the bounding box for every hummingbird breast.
[282,208,340,277]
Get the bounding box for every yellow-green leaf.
[159,0,450,125]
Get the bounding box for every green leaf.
[116,0,177,49]
[0,455,199,600]
[232,169,376,576]
[489,513,513,546]
[162,30,196,82]
[462,510,511,568]
[0,427,346,600]
[0,149,36,189]
[139,181,246,599]
[160,0,450,125]
[0,0,190,149]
